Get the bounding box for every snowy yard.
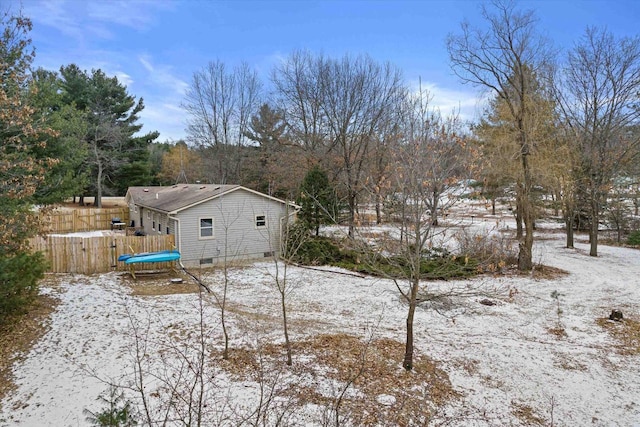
[1,215,640,426]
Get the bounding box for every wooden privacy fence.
[40,208,130,234]
[30,235,176,274]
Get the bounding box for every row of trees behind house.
[0,11,159,323]
[173,12,640,261]
[2,2,640,374]
[5,4,634,267]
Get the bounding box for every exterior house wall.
[126,195,141,228]
[175,189,290,266]
[126,193,172,236]
[139,210,172,236]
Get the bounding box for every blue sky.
[16,0,640,142]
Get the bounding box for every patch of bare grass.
[123,273,201,296]
[0,292,59,403]
[553,353,588,371]
[129,282,200,296]
[596,316,640,355]
[526,265,570,280]
[511,400,547,426]
[547,326,568,338]
[220,333,458,424]
[448,357,480,376]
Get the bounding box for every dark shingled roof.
[127,184,241,213]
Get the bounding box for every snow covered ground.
[1,212,640,426]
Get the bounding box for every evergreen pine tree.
[297,166,338,236]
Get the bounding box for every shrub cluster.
[291,235,342,265]
[628,230,640,246]
[0,252,47,325]
[289,234,479,280]
[453,227,518,272]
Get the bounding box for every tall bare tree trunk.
[515,191,524,240]
[280,279,292,366]
[375,191,382,225]
[430,189,440,226]
[565,211,575,249]
[221,264,230,360]
[403,278,419,371]
[96,159,103,208]
[518,136,534,271]
[589,201,599,257]
[347,189,356,238]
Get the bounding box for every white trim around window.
[199,217,214,239]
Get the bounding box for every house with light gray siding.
[125,184,298,266]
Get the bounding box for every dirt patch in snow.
[221,333,458,425]
[0,291,59,403]
[511,400,548,426]
[125,277,201,296]
[527,265,570,280]
[596,315,640,355]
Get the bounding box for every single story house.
[125,184,299,266]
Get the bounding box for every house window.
[158,222,162,233]
[166,227,170,235]
[147,211,151,219]
[255,214,267,228]
[152,220,156,229]
[199,217,214,239]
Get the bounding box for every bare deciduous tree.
[555,27,640,256]
[273,52,404,237]
[447,0,555,270]
[271,50,327,159]
[184,60,262,184]
[366,104,402,225]
[319,55,404,237]
[387,89,467,371]
[264,206,303,367]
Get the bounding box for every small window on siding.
[166,227,170,235]
[152,220,156,229]
[200,258,213,265]
[200,217,214,239]
[255,214,267,228]
[147,211,151,219]
[158,222,162,233]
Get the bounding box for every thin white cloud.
[87,1,158,30]
[138,55,189,96]
[139,56,154,73]
[114,71,133,87]
[134,55,190,140]
[408,79,488,123]
[140,103,188,142]
[27,0,175,43]
[25,1,85,40]
[256,51,287,78]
